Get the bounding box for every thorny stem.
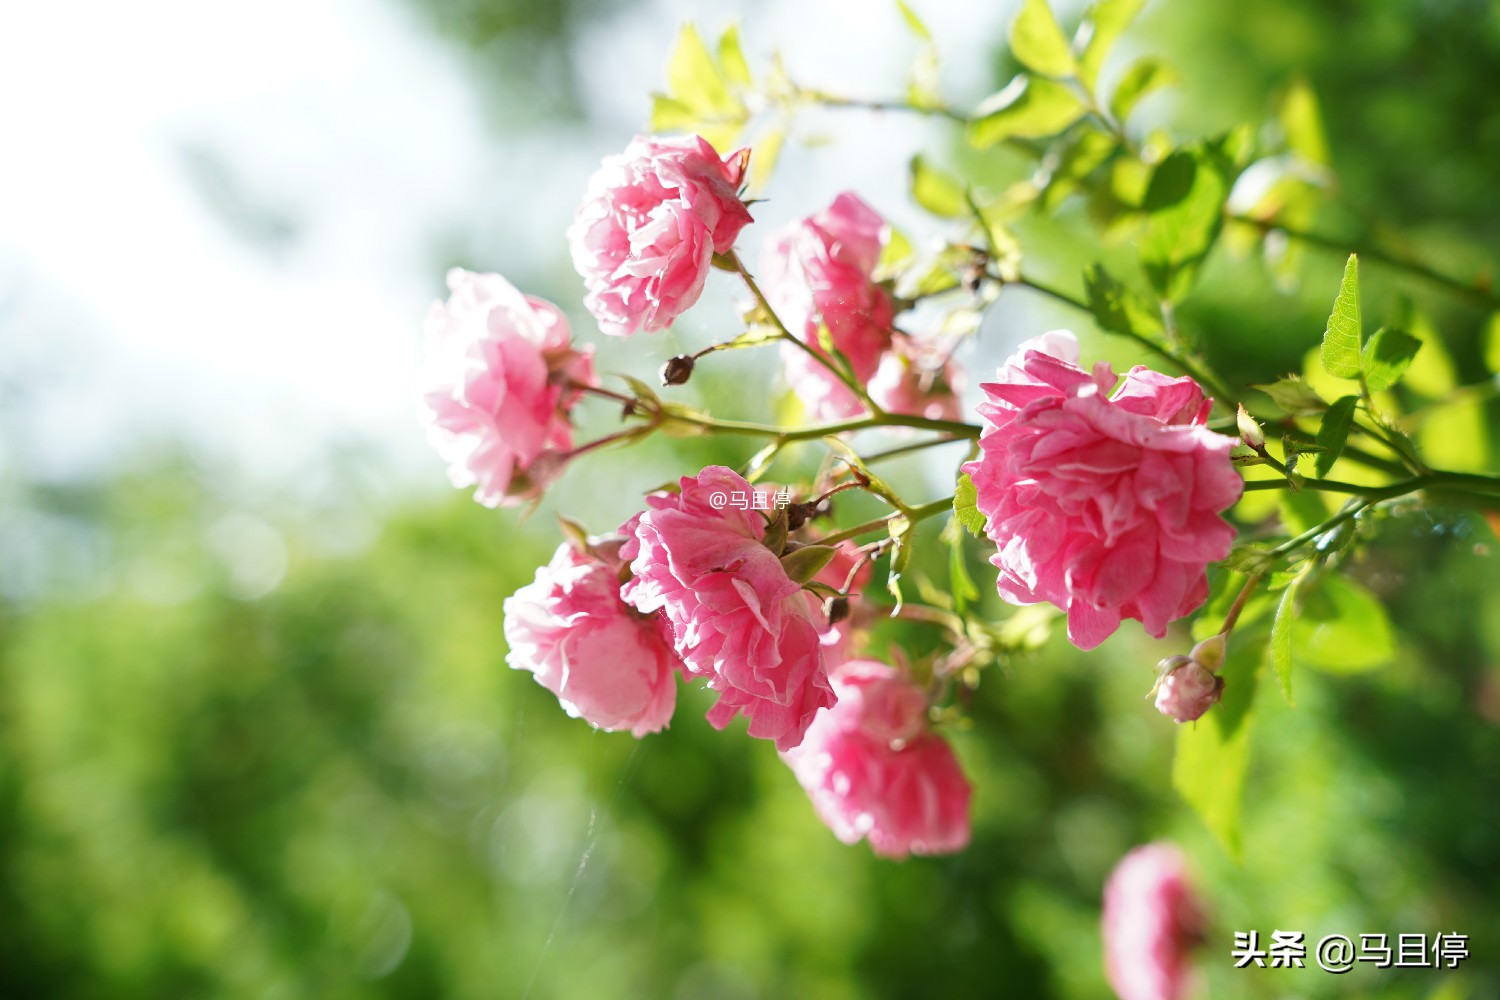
[1219,571,1266,635]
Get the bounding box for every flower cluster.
[415,133,1248,859]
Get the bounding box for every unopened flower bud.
[1189,633,1226,672]
[1155,654,1193,676]
[659,354,695,386]
[826,595,851,625]
[1236,404,1265,450]
[1154,659,1223,723]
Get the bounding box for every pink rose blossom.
[762,192,896,420]
[868,336,965,421]
[1153,656,1222,723]
[960,331,1242,650]
[1102,844,1206,1000]
[417,269,597,507]
[568,134,752,337]
[503,535,680,737]
[782,660,972,858]
[620,466,834,751]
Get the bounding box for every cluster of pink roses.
[415,132,1247,856]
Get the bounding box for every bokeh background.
[2,0,1498,997]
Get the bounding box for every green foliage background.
[3,1,1499,998]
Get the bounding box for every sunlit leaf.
[946,521,980,615]
[1139,145,1232,300]
[1084,262,1165,338]
[966,74,1087,148]
[1109,56,1178,122]
[666,24,737,117]
[1252,376,1327,416]
[1011,0,1076,78]
[953,473,987,537]
[1313,395,1357,477]
[1292,573,1395,673]
[781,544,838,585]
[1076,0,1145,90]
[895,0,932,40]
[1278,77,1330,167]
[717,25,752,87]
[1320,254,1363,379]
[886,515,914,613]
[746,126,784,195]
[1361,326,1422,392]
[909,154,968,218]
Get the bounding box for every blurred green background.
[2,1,1498,998]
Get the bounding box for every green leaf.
[822,437,904,511]
[1010,0,1076,78]
[909,154,968,218]
[1483,313,1500,375]
[1291,574,1395,673]
[1277,489,1329,536]
[1139,146,1232,301]
[1313,395,1357,477]
[717,25,751,87]
[666,24,737,117]
[1173,637,1261,860]
[1084,262,1165,338]
[947,522,980,615]
[1109,56,1178,122]
[966,75,1087,148]
[746,126,784,196]
[1277,77,1329,167]
[1076,0,1145,90]
[1320,254,1363,379]
[1252,376,1327,416]
[650,94,700,132]
[895,0,932,39]
[1361,326,1422,392]
[1270,576,1298,704]
[780,544,838,585]
[953,473,987,537]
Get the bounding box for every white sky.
[0,0,1056,491]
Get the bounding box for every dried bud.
[785,502,809,531]
[826,595,851,625]
[1154,659,1223,723]
[1236,404,1265,450]
[659,354,695,386]
[1189,633,1227,672]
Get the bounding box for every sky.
[0,0,1066,493]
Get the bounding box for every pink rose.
[621,466,835,751]
[960,331,1242,650]
[568,134,752,337]
[503,532,680,738]
[782,660,972,858]
[1102,844,1206,1000]
[762,192,896,420]
[867,335,965,422]
[416,269,597,508]
[1153,656,1223,723]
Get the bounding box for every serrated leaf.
[1076,0,1145,90]
[717,25,751,87]
[909,154,968,218]
[1011,0,1076,78]
[1270,576,1298,704]
[1173,637,1261,860]
[781,544,838,585]
[1252,376,1327,416]
[966,74,1087,148]
[895,0,932,40]
[1291,574,1395,673]
[1321,254,1363,379]
[1361,326,1422,392]
[1314,395,1357,477]
[1140,146,1231,300]
[953,473,987,537]
[1109,56,1178,122]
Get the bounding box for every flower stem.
[816,496,954,547]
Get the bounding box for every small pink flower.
[417,269,597,507]
[762,192,896,420]
[503,534,680,737]
[868,335,965,422]
[960,331,1242,650]
[621,466,834,751]
[1153,656,1222,723]
[568,134,752,337]
[1102,844,1206,1000]
[782,660,972,858]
